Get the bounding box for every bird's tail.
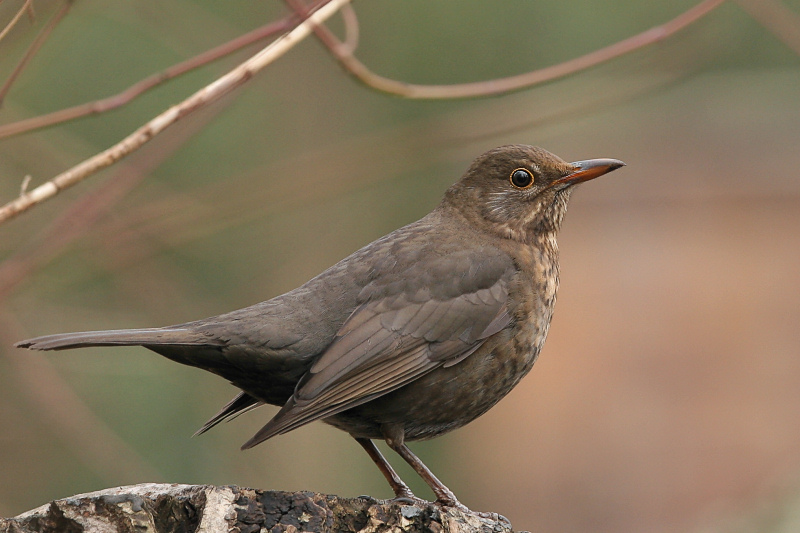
[15,327,223,351]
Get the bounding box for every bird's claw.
[388,491,429,507]
[435,498,511,524]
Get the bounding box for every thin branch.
[26,1,36,23]
[339,1,359,55]
[735,0,800,56]
[0,13,301,140]
[300,0,728,99]
[0,0,350,226]
[285,0,359,54]
[0,0,34,44]
[0,105,230,487]
[90,73,677,251]
[0,0,72,107]
[0,97,224,300]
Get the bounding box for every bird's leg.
[380,424,463,509]
[354,437,420,503]
[381,427,510,523]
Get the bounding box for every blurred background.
[1,1,799,531]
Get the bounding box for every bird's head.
[443,145,624,243]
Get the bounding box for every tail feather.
[15,327,224,351]
[193,391,263,437]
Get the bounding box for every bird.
[16,145,624,513]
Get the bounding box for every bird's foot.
[388,489,429,507]
[434,497,511,524]
[389,495,430,506]
[386,493,509,524]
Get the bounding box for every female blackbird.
[17,145,624,512]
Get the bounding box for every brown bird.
[16,145,624,513]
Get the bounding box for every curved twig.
[0,0,72,106]
[735,0,800,56]
[339,1,359,55]
[0,13,300,140]
[301,0,728,99]
[0,0,34,44]
[0,97,224,300]
[0,0,350,226]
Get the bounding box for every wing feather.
[241,249,516,449]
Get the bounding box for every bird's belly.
[323,327,544,440]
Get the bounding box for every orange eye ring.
[509,168,534,189]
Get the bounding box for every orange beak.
[554,158,626,187]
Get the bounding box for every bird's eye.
[509,168,534,189]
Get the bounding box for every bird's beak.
[554,158,626,187]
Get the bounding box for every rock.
[0,484,523,533]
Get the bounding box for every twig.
[0,0,350,226]
[299,0,728,99]
[19,175,31,195]
[285,0,358,55]
[0,0,34,44]
[735,0,800,56]
[0,108,230,486]
[89,73,678,252]
[0,98,224,300]
[26,1,37,22]
[0,0,72,106]
[0,13,300,140]
[339,1,359,55]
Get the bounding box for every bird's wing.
[241,249,514,448]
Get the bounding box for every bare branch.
[735,0,800,56]
[299,0,728,99]
[26,1,37,23]
[0,0,72,106]
[0,0,351,226]
[0,13,300,140]
[0,0,34,44]
[19,175,31,195]
[339,2,359,55]
[0,106,230,486]
[0,96,224,301]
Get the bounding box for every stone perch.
[0,484,523,533]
